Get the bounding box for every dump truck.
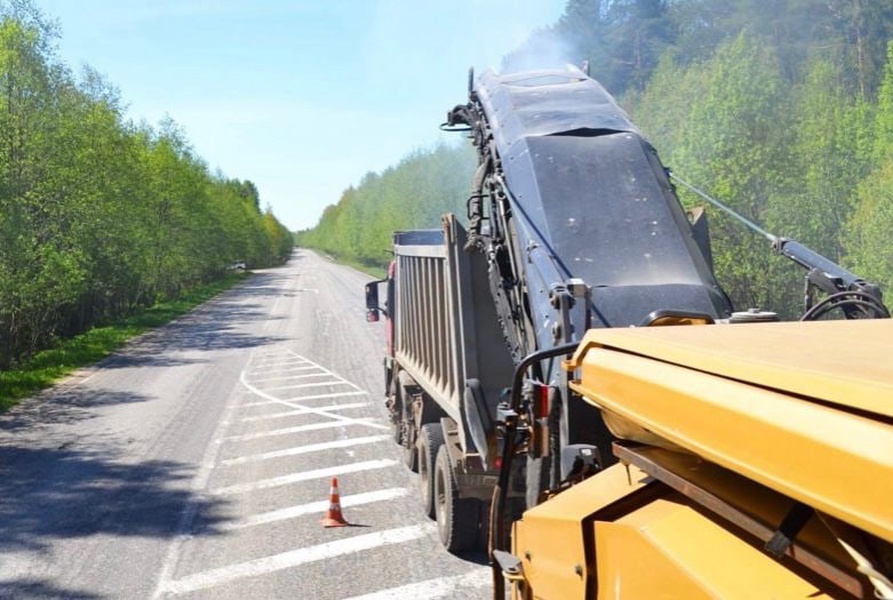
[365,65,892,597]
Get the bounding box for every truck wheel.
[418,423,443,519]
[434,445,479,553]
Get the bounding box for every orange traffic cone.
[321,477,350,528]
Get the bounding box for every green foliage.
[652,33,793,313]
[0,0,292,369]
[296,143,475,268]
[844,40,893,293]
[844,160,893,291]
[618,5,893,318]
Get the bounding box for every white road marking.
[246,361,319,376]
[211,459,399,496]
[219,488,409,531]
[157,524,437,596]
[224,419,377,442]
[254,372,333,383]
[151,389,246,600]
[248,367,328,382]
[342,569,493,600]
[239,400,371,422]
[248,357,308,367]
[249,360,317,368]
[278,392,370,404]
[220,434,391,465]
[241,365,371,402]
[264,380,355,392]
[240,399,282,408]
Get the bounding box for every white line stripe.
[241,399,280,408]
[219,488,408,531]
[221,435,391,465]
[279,391,369,402]
[342,569,492,600]
[248,366,323,381]
[249,356,312,365]
[241,389,370,409]
[211,459,399,496]
[277,352,360,387]
[151,389,244,599]
[239,369,384,429]
[241,373,369,406]
[240,401,371,422]
[247,366,314,376]
[246,355,295,363]
[264,380,354,392]
[224,419,379,442]
[255,372,333,383]
[158,524,436,596]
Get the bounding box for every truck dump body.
[510,319,893,599]
[391,217,515,457]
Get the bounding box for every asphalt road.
[0,249,492,600]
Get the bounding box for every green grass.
[0,273,249,412]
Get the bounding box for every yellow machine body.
[510,319,893,599]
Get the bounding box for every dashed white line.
[151,387,245,600]
[157,524,437,596]
[211,459,399,496]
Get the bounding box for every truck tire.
[418,423,443,519]
[434,445,479,553]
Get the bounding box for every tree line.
[0,1,293,368]
[296,143,474,269]
[304,0,893,319]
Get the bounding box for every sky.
[30,1,568,231]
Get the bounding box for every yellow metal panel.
[595,497,834,599]
[568,347,893,542]
[512,463,650,599]
[628,446,858,569]
[568,319,893,418]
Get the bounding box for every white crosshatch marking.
[236,349,388,431]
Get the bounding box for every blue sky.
[31,1,568,231]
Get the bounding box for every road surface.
[0,249,492,599]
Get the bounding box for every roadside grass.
[0,273,249,413]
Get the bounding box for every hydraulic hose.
[490,342,579,599]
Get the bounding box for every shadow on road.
[0,389,151,431]
[224,271,302,300]
[0,444,231,552]
[97,274,296,370]
[0,579,102,599]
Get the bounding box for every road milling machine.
[365,65,892,599]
